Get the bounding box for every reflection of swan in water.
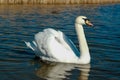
[35,63,90,80]
[25,16,93,64]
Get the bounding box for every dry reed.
[0,0,119,4]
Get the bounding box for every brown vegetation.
[0,0,119,4]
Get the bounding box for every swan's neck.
[75,23,90,64]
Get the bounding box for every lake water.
[0,4,120,80]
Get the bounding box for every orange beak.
[85,20,93,26]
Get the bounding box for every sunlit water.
[0,4,120,80]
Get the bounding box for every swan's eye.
[82,18,90,21]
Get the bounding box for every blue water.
[0,4,120,80]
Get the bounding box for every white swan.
[25,16,93,64]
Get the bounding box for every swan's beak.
[85,20,93,26]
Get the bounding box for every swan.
[25,16,93,64]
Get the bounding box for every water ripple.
[0,4,120,80]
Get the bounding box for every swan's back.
[34,28,80,63]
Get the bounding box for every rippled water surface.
[0,4,120,80]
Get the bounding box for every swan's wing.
[33,28,80,62]
[34,28,65,59]
[60,32,80,57]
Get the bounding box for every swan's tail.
[24,41,37,51]
[25,41,43,57]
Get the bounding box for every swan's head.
[75,16,93,26]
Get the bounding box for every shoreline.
[0,0,120,5]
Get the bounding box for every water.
[0,4,120,80]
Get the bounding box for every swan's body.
[25,16,93,64]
